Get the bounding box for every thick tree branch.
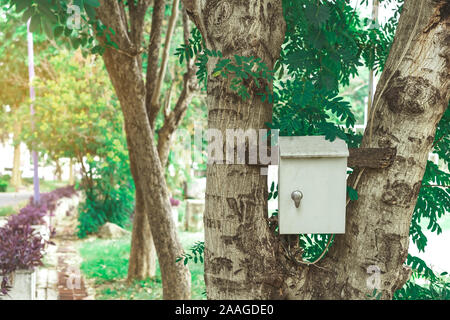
[96,0,134,54]
[128,0,152,70]
[157,7,198,168]
[129,0,152,48]
[348,147,397,169]
[145,0,166,124]
[148,0,181,128]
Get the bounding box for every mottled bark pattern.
[127,155,156,280]
[157,8,199,168]
[347,147,396,169]
[184,0,450,300]
[185,0,286,299]
[285,0,450,299]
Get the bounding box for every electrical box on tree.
[278,136,349,234]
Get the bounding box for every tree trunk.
[150,0,180,114]
[127,147,157,281]
[128,176,157,281]
[157,7,199,169]
[97,1,191,299]
[127,0,165,283]
[54,159,63,181]
[292,0,449,300]
[102,50,191,299]
[11,120,22,192]
[184,0,286,299]
[68,158,75,185]
[184,0,449,300]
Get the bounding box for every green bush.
[77,173,135,238]
[0,176,9,192]
[394,272,450,300]
[77,127,135,238]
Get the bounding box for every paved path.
[56,243,89,300]
[52,201,93,300]
[0,192,33,208]
[36,195,93,300]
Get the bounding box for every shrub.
[0,176,8,192]
[77,178,134,238]
[77,140,135,238]
[0,180,8,192]
[0,185,76,295]
[0,222,49,295]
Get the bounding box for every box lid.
[279,136,349,158]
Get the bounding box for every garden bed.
[0,186,79,300]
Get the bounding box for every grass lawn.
[0,200,29,218]
[0,206,16,217]
[79,231,206,300]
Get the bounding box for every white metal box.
[278,136,349,234]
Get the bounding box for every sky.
[350,0,400,24]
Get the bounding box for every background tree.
[2,0,201,298]
[0,9,52,190]
[18,49,134,237]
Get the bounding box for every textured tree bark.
[146,0,169,128]
[298,0,449,300]
[127,151,157,281]
[183,0,449,299]
[184,0,286,299]
[347,147,396,169]
[128,179,157,280]
[97,0,191,299]
[157,8,198,168]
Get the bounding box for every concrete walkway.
[0,192,33,208]
[35,194,94,300]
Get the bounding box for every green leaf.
[53,26,64,38]
[347,186,358,201]
[84,3,97,20]
[84,0,100,7]
[14,0,29,13]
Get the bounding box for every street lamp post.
[27,19,40,205]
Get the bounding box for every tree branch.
[145,0,166,125]
[129,0,152,48]
[348,147,396,169]
[148,0,181,128]
[96,0,134,52]
[157,7,198,167]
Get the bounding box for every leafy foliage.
[9,48,135,239]
[0,175,9,192]
[2,0,111,54]
[176,241,205,265]
[76,118,135,238]
[19,51,119,162]
[394,271,450,300]
[268,181,278,201]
